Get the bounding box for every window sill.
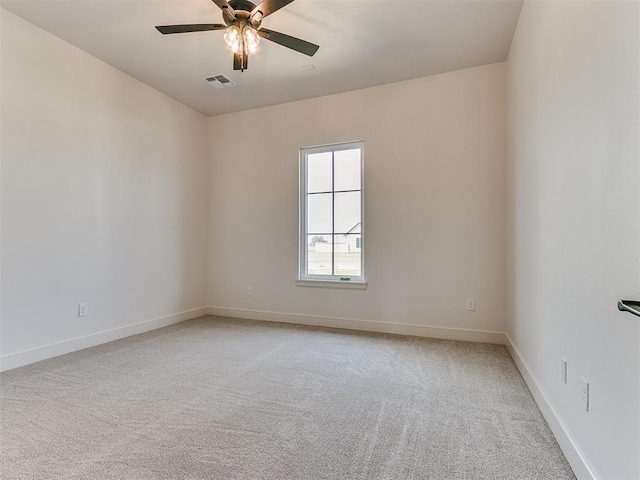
[296,279,368,290]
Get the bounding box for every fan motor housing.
[224,0,262,29]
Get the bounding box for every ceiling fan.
[155,0,319,72]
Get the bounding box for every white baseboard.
[505,334,598,480]
[0,307,208,372]
[206,306,507,344]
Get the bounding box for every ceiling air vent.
[203,74,237,89]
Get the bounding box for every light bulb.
[223,26,242,54]
[243,27,261,55]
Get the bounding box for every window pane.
[300,142,364,281]
[334,192,361,233]
[307,235,332,275]
[333,234,361,277]
[307,193,332,233]
[307,152,332,193]
[334,149,361,191]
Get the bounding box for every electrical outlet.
[466,299,475,311]
[580,377,590,412]
[247,286,253,296]
[78,303,88,317]
[560,357,568,384]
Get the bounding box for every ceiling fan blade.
[156,24,227,35]
[251,0,295,20]
[257,28,319,56]
[211,0,236,19]
[233,52,248,71]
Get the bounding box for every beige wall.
[3,3,639,476]
[1,10,209,366]
[506,1,640,478]
[208,63,507,334]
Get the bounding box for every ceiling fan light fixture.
[223,25,260,56]
[243,27,261,55]
[223,25,242,54]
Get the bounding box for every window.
[298,141,366,288]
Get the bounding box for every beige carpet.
[1,316,575,479]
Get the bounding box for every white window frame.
[297,141,367,290]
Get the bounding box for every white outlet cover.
[466,299,475,311]
[580,377,590,412]
[78,303,88,317]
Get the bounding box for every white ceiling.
[1,0,523,117]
